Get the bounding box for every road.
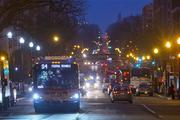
[0,89,180,120]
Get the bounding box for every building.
[152,0,180,92]
[142,3,153,31]
[153,0,172,39]
[170,0,180,35]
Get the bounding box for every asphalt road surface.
[0,89,180,120]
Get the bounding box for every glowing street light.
[77,45,80,49]
[36,45,41,51]
[29,42,34,48]
[53,35,59,42]
[146,55,151,60]
[165,41,171,48]
[136,57,139,61]
[177,37,180,45]
[178,53,180,58]
[19,37,25,44]
[129,53,133,57]
[142,56,146,60]
[153,48,159,54]
[83,53,87,58]
[14,67,19,71]
[0,56,6,61]
[7,31,13,39]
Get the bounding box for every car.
[135,83,153,96]
[110,85,133,103]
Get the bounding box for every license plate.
[120,93,124,95]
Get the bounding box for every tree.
[0,0,86,55]
[76,23,101,50]
[107,16,156,52]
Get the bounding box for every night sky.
[87,0,152,31]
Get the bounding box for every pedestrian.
[169,84,175,99]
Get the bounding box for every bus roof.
[34,56,76,64]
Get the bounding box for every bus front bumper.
[34,99,80,110]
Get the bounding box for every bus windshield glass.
[34,64,78,89]
[131,68,151,78]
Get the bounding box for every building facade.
[143,3,153,31]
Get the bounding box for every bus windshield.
[34,64,78,89]
[131,68,151,78]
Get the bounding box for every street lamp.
[29,42,34,48]
[77,45,80,49]
[53,35,59,42]
[165,41,171,48]
[178,53,180,58]
[36,45,41,51]
[7,31,13,39]
[0,56,6,61]
[83,53,87,58]
[19,37,25,44]
[142,56,146,60]
[146,55,151,60]
[153,48,159,54]
[177,37,180,45]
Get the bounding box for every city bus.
[32,56,80,113]
[130,67,153,95]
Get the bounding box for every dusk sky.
[87,0,152,31]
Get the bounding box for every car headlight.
[85,83,90,88]
[82,85,86,89]
[71,93,79,99]
[136,88,139,92]
[33,93,41,100]
[28,87,33,92]
[94,83,98,88]
[96,76,100,80]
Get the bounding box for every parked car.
[110,85,133,103]
[136,83,153,96]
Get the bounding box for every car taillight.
[127,91,131,94]
[113,91,118,94]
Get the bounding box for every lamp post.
[178,53,180,88]
[164,41,172,96]
[29,42,34,66]
[19,37,25,79]
[6,31,13,81]
[36,45,41,57]
[153,48,159,93]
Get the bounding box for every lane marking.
[142,104,164,119]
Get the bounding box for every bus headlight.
[28,87,33,92]
[85,83,90,88]
[33,93,41,100]
[71,93,79,99]
[96,76,100,80]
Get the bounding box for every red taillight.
[113,91,118,94]
[127,91,131,94]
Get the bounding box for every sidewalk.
[154,93,180,100]
[154,93,172,100]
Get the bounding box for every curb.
[154,93,171,100]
